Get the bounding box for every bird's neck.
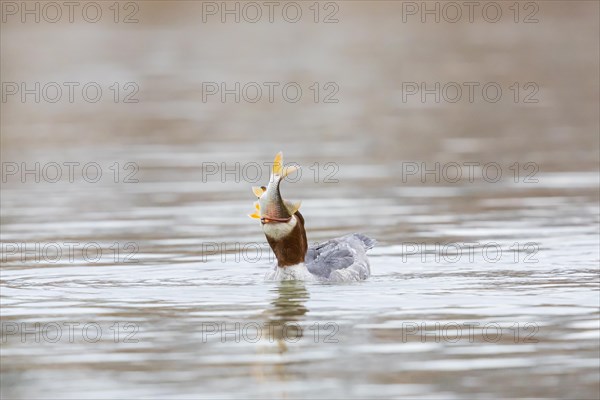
[264,212,308,268]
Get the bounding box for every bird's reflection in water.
[250,282,310,393]
[264,281,309,353]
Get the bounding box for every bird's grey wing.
[305,234,376,281]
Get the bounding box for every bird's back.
[305,233,376,282]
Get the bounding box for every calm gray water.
[1,2,599,399]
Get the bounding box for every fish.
[249,151,301,224]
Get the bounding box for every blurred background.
[1,1,599,399]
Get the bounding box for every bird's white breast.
[262,215,297,240]
[264,263,315,281]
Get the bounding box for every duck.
[249,152,376,282]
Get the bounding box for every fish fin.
[284,200,302,214]
[281,164,300,179]
[248,212,261,219]
[272,151,283,176]
[254,201,260,211]
[252,186,265,198]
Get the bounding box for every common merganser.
[249,152,376,282]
